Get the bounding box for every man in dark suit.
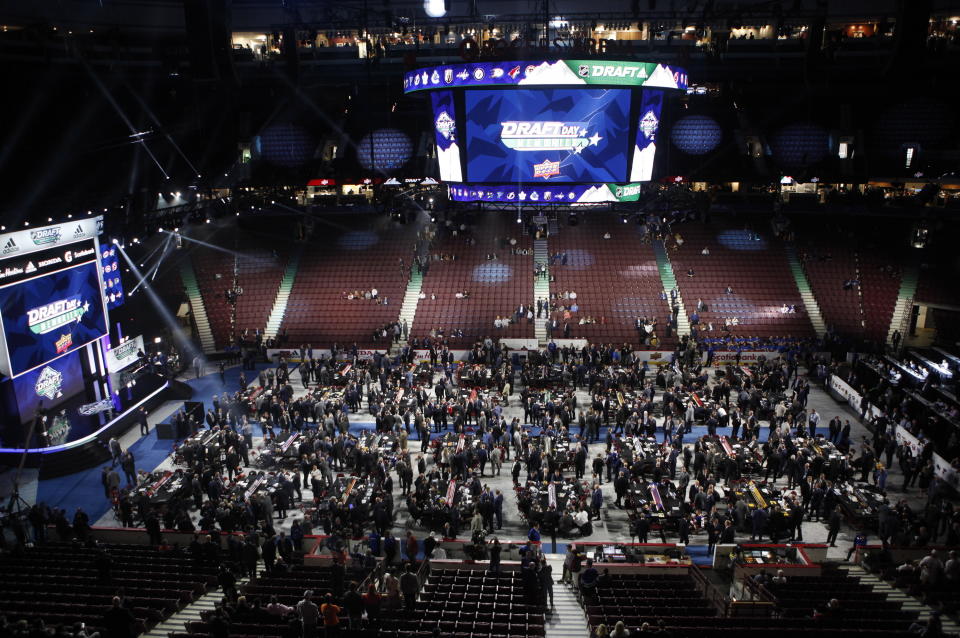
[102,596,136,638]
[720,519,736,544]
[543,505,560,554]
[138,407,150,436]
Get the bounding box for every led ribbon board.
[404,60,688,93]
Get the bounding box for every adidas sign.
[72,224,86,238]
[1,237,18,255]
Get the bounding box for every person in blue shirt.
[528,524,541,544]
[579,558,599,595]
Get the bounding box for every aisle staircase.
[264,247,303,340]
[548,217,561,237]
[546,555,592,638]
[141,576,248,638]
[785,245,827,339]
[835,563,960,635]
[534,238,550,344]
[652,240,690,337]
[179,261,217,354]
[887,265,918,350]
[397,266,424,345]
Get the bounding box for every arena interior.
[3,1,960,637]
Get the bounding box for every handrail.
[690,563,729,616]
[357,555,386,594]
[416,557,431,591]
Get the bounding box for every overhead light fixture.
[424,0,446,18]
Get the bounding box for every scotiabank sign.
[707,351,773,363]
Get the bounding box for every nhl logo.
[578,65,589,77]
[444,68,453,83]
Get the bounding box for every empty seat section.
[281,220,418,348]
[670,225,814,338]
[411,215,534,345]
[549,216,675,347]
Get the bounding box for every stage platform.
[0,375,192,479]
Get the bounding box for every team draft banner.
[106,335,144,373]
[404,60,688,93]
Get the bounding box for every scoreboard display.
[405,59,687,198]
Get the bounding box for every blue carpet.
[35,465,114,523]
[685,544,713,566]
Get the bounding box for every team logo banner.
[448,182,647,204]
[404,60,688,93]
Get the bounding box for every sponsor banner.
[894,425,924,458]
[0,217,104,261]
[0,239,98,287]
[895,425,960,492]
[708,351,781,364]
[106,335,144,373]
[498,338,539,351]
[267,348,482,365]
[447,182,646,204]
[632,350,675,366]
[266,348,388,363]
[827,375,883,421]
[404,60,688,93]
[934,453,960,492]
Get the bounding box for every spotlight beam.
[116,242,204,364]
[129,234,173,295]
[123,83,201,178]
[162,230,276,263]
[72,49,170,180]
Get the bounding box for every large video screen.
[0,240,108,377]
[465,88,631,183]
[11,350,85,423]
